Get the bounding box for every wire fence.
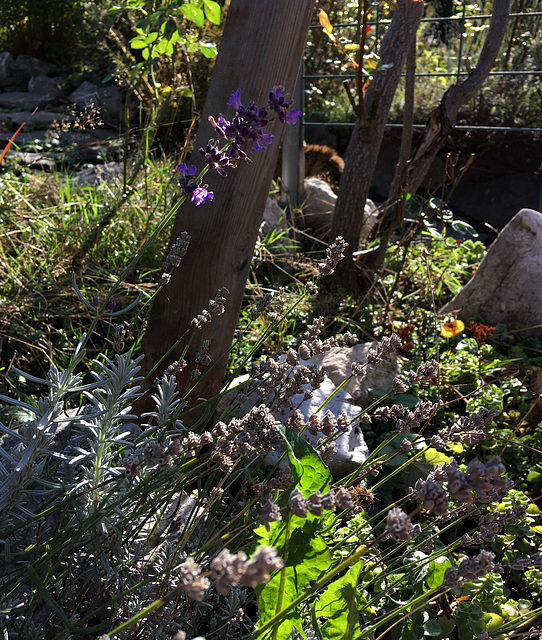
[302,1,542,133]
[281,0,542,205]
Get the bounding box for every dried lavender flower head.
[239,546,284,588]
[386,507,419,543]
[318,237,348,276]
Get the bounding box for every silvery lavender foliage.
[145,372,187,432]
[0,342,153,637]
[0,336,89,518]
[67,351,144,508]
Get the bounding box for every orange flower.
[440,319,465,338]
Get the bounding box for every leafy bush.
[0,0,110,63]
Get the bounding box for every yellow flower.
[440,319,465,338]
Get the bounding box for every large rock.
[0,110,74,131]
[71,162,124,186]
[70,81,125,127]
[28,75,65,97]
[0,92,60,110]
[298,177,378,241]
[12,54,53,80]
[220,343,399,475]
[0,52,14,87]
[310,342,399,406]
[440,208,542,337]
[262,197,289,237]
[265,374,369,476]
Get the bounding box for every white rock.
[298,177,378,242]
[440,208,542,337]
[265,373,369,475]
[261,197,289,238]
[220,341,399,476]
[310,342,399,406]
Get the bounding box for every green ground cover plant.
[1,79,542,640]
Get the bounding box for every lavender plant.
[1,85,541,640]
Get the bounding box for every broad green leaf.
[129,36,147,49]
[277,423,330,495]
[423,447,451,467]
[199,42,218,58]
[426,557,451,589]
[452,220,479,237]
[256,520,332,640]
[449,442,464,454]
[204,0,221,24]
[526,469,542,484]
[314,561,363,640]
[424,618,443,636]
[181,3,205,27]
[254,427,331,639]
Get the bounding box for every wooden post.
[136,0,316,417]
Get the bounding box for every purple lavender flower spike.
[227,88,243,110]
[177,161,214,206]
[287,109,302,124]
[268,85,301,124]
[253,132,274,152]
[200,140,231,177]
[191,186,214,206]
[176,162,197,176]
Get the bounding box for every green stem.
[271,514,293,640]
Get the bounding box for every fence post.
[281,62,305,209]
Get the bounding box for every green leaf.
[181,3,205,27]
[527,470,542,484]
[204,0,221,24]
[27,565,70,626]
[199,42,218,58]
[129,36,147,49]
[426,557,451,589]
[424,618,443,636]
[423,447,451,467]
[254,428,331,639]
[256,520,332,640]
[314,561,363,640]
[452,220,479,237]
[277,423,330,495]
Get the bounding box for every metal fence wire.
[281,0,542,205]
